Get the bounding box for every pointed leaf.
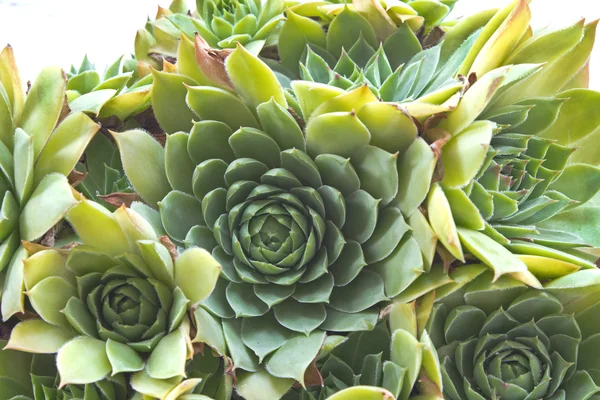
[175,247,221,306]
[20,174,79,241]
[34,112,99,185]
[57,337,111,386]
[151,70,197,134]
[427,183,464,262]
[265,330,326,387]
[112,129,170,207]
[106,339,144,374]
[6,319,75,353]
[18,66,66,158]
[225,44,286,111]
[236,369,295,400]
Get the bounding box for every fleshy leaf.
[112,129,171,207]
[147,328,188,380]
[18,66,66,158]
[458,228,541,288]
[265,330,326,387]
[19,174,79,241]
[236,369,295,400]
[6,319,75,353]
[175,247,221,306]
[57,337,111,386]
[225,44,287,111]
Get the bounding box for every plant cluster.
[1,0,600,399]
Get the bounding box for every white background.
[0,0,599,88]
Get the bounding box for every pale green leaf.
[6,319,75,353]
[265,330,326,387]
[57,336,111,386]
[236,369,295,400]
[112,129,171,207]
[19,174,79,241]
[175,247,221,306]
[147,328,187,380]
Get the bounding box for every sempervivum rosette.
[4,199,221,393]
[427,266,600,399]
[134,0,284,72]
[65,54,152,121]
[280,0,456,77]
[114,41,439,397]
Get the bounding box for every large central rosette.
[161,127,398,326]
[114,42,438,392]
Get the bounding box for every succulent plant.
[283,0,468,99]
[0,337,229,400]
[113,35,451,396]
[0,46,101,321]
[74,133,134,211]
[296,36,471,105]
[0,340,129,400]
[65,56,166,212]
[130,345,233,399]
[427,267,600,399]
[194,0,285,51]
[66,55,152,123]
[0,1,599,400]
[135,0,285,71]
[5,199,221,389]
[278,0,456,78]
[422,0,600,283]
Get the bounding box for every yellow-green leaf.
[34,112,99,185]
[19,174,80,241]
[18,66,66,158]
[225,44,287,111]
[6,319,75,353]
[427,183,464,262]
[112,129,171,207]
[57,337,111,386]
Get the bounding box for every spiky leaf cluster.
[66,55,152,121]
[422,1,600,286]
[0,46,101,323]
[279,0,456,79]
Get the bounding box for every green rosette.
[115,38,441,397]
[66,55,152,121]
[5,199,221,392]
[134,0,284,70]
[427,268,600,399]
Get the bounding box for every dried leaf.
[98,192,142,208]
[194,34,234,91]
